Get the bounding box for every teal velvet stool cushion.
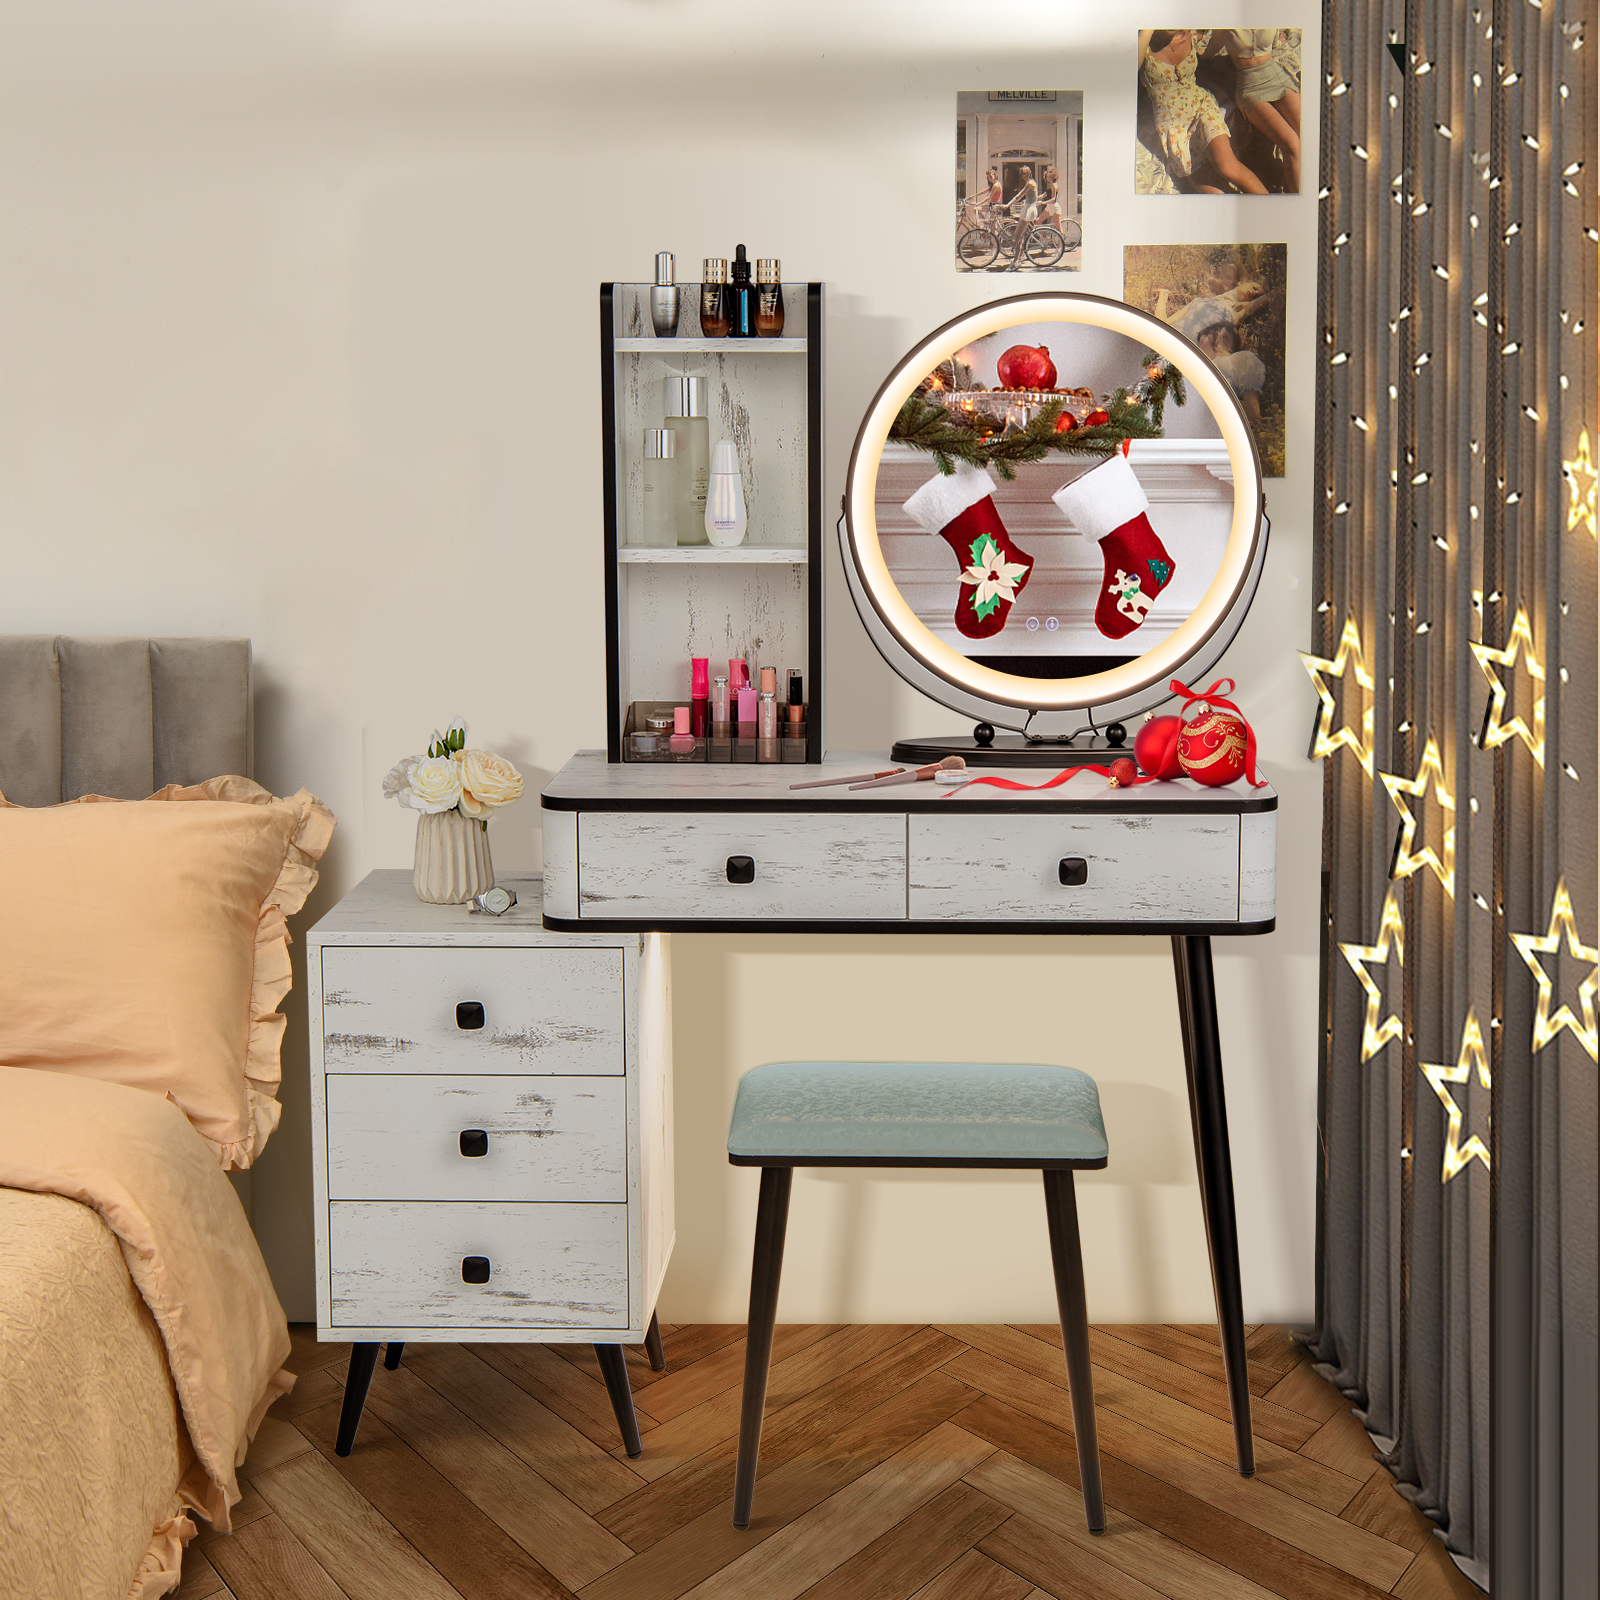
[727,1061,1108,1168]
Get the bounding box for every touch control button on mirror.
[459,1129,489,1158]
[461,1256,491,1284]
[726,855,756,884]
[1059,857,1089,886]
[455,1001,486,1030]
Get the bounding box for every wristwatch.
[469,885,518,916]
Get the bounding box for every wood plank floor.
[178,1324,1484,1600]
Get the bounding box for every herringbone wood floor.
[177,1323,1482,1600]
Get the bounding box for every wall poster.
[956,90,1084,274]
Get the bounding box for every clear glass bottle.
[663,376,710,544]
[755,259,785,337]
[639,428,676,547]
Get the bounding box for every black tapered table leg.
[1172,934,1255,1476]
[594,1344,643,1457]
[644,1310,666,1373]
[335,1343,381,1457]
[1042,1170,1106,1533]
[733,1165,793,1530]
[383,1342,405,1370]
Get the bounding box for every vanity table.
[541,749,1275,1474]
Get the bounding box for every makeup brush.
[848,757,966,791]
[789,767,905,790]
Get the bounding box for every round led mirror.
[839,291,1268,761]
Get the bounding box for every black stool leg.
[595,1345,643,1458]
[383,1342,405,1370]
[335,1343,381,1457]
[644,1310,666,1373]
[1042,1170,1105,1534]
[733,1166,793,1530]
[1172,934,1255,1477]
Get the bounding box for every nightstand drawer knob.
[1059,857,1089,886]
[461,1255,492,1284]
[726,855,756,884]
[459,1129,489,1158]
[456,1001,486,1030]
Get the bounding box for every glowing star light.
[1420,1009,1491,1182]
[1471,604,1546,766]
[1340,887,1405,1061]
[1563,427,1598,537]
[1510,877,1599,1060]
[1301,616,1376,775]
[1380,735,1456,897]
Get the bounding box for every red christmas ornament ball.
[1177,707,1250,787]
[1134,715,1183,779]
[1083,408,1111,427]
[1107,758,1138,788]
[1053,409,1078,434]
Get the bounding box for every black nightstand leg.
[595,1344,643,1458]
[335,1343,381,1457]
[644,1310,666,1372]
[383,1342,405,1370]
[1171,934,1255,1477]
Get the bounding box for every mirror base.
[892,733,1132,768]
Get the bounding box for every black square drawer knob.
[459,1129,489,1158]
[456,1001,486,1030]
[1059,857,1089,887]
[461,1256,492,1284]
[726,855,756,884]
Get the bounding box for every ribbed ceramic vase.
[413,808,494,904]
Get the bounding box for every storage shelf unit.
[601,280,824,764]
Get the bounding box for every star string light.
[1562,427,1598,536]
[1340,887,1404,1061]
[1510,877,1599,1060]
[1301,617,1376,775]
[1380,735,1456,897]
[1420,1009,1491,1182]
[1470,603,1546,766]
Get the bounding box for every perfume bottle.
[663,376,710,545]
[700,258,729,337]
[691,657,710,737]
[727,245,756,339]
[755,259,785,337]
[756,667,779,762]
[650,251,679,337]
[638,428,676,547]
[704,440,748,547]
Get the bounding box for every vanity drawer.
[325,1075,626,1203]
[321,945,625,1074]
[328,1200,629,1330]
[909,813,1240,922]
[579,812,908,921]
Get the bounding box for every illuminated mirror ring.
[839,291,1268,736]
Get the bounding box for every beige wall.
[0,1,1323,1324]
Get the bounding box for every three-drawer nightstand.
[305,868,673,1456]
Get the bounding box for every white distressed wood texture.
[328,1201,629,1331]
[320,945,625,1075]
[541,814,578,921]
[909,812,1240,922]
[325,1075,626,1203]
[1239,810,1277,922]
[636,932,674,1314]
[579,811,908,921]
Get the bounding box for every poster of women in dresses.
[1124,242,1288,474]
[1135,29,1301,194]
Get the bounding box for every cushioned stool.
[727,1060,1108,1533]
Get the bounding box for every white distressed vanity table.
[541,748,1275,1474]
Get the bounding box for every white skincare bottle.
[663,375,710,544]
[639,428,676,547]
[704,439,748,547]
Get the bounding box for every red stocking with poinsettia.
[1051,450,1175,640]
[903,462,1035,640]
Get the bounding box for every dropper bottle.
[727,245,757,339]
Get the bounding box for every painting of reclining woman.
[1135,29,1301,194]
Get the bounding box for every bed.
[0,637,322,1600]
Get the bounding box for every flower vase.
[413,809,494,904]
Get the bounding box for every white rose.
[456,748,524,816]
[406,755,464,814]
[382,754,421,808]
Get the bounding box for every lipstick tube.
[691,657,710,737]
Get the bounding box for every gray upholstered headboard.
[0,636,253,806]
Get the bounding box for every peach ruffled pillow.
[0,776,335,1168]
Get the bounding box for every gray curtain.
[1309,2,1597,1594]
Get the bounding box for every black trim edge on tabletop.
[727,1154,1110,1170]
[542,916,1277,936]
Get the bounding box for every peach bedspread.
[0,1068,294,1600]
